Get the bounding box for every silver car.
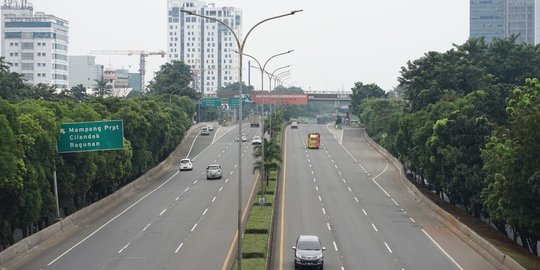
[293,235,325,269]
[206,164,222,180]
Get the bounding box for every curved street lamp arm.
[242,10,303,50]
[181,10,242,48]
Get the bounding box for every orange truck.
[307,133,320,149]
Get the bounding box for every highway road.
[273,124,498,270]
[12,123,261,270]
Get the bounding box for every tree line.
[351,36,540,255]
[0,60,196,250]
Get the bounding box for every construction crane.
[90,50,166,92]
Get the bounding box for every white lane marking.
[372,178,391,197]
[334,164,338,169]
[212,196,216,203]
[159,209,167,216]
[373,158,389,180]
[308,158,311,162]
[313,178,317,182]
[333,241,338,251]
[203,208,208,215]
[372,223,378,232]
[338,171,342,176]
[193,180,198,184]
[191,223,198,232]
[342,179,347,184]
[331,159,334,163]
[47,170,180,266]
[184,187,190,192]
[391,198,399,207]
[230,171,234,176]
[348,187,352,192]
[235,164,238,169]
[225,178,229,183]
[175,243,184,253]
[410,217,416,223]
[421,229,464,270]
[327,223,331,231]
[142,223,151,232]
[315,186,319,191]
[322,208,326,215]
[311,170,314,175]
[362,209,367,215]
[218,154,222,158]
[219,186,223,192]
[175,196,180,201]
[118,243,129,253]
[355,197,359,203]
[384,242,393,253]
[318,196,322,202]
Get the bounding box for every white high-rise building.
[1,1,69,88]
[167,0,242,95]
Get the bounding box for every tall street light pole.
[234,50,293,206]
[268,66,290,137]
[180,9,302,270]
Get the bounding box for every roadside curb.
[359,128,525,270]
[0,123,205,269]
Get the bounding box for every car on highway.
[207,124,214,131]
[291,121,299,129]
[179,158,193,171]
[241,133,247,142]
[206,164,222,179]
[251,135,262,145]
[201,127,210,136]
[292,235,325,269]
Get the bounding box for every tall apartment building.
[470,0,537,44]
[167,0,242,95]
[1,1,69,88]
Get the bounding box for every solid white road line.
[384,242,393,253]
[142,223,151,231]
[333,241,338,251]
[391,198,399,207]
[203,208,208,215]
[362,209,368,215]
[372,224,378,232]
[47,170,180,266]
[118,243,129,254]
[191,223,198,232]
[159,209,167,216]
[421,229,464,270]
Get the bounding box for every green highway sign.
[201,98,221,107]
[228,97,246,108]
[57,120,124,153]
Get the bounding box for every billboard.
[251,94,308,105]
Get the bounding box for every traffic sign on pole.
[201,98,222,107]
[228,97,246,108]
[57,120,124,153]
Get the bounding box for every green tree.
[147,60,199,99]
[93,79,111,97]
[253,137,282,194]
[481,78,540,255]
[349,82,386,116]
[69,84,88,102]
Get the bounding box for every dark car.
[293,235,325,269]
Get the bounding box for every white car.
[179,158,193,171]
[251,136,262,145]
[241,133,247,142]
[201,127,210,136]
[207,124,214,131]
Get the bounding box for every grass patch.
[245,203,273,230]
[233,258,266,270]
[243,233,268,255]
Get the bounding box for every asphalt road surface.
[12,123,261,270]
[273,123,498,270]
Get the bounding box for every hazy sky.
[32,0,469,91]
